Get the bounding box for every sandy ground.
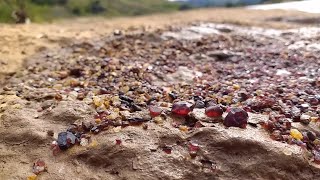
[0,8,317,81]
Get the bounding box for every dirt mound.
[1,100,319,179]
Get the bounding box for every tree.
[87,0,106,14]
[2,0,28,23]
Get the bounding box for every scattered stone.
[116,139,122,145]
[205,105,224,118]
[4,22,320,178]
[149,106,162,117]
[57,132,77,150]
[142,123,148,130]
[171,101,192,117]
[224,108,249,128]
[276,69,291,76]
[32,159,47,175]
[47,130,54,137]
[27,175,37,180]
[290,129,303,140]
[80,138,89,146]
[179,125,188,132]
[162,146,172,154]
[154,116,164,124]
[300,114,311,125]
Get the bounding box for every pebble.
[224,108,248,128]
[5,24,320,163]
[205,105,224,118]
[80,138,89,146]
[171,101,192,116]
[154,116,164,124]
[290,129,303,140]
[32,159,47,175]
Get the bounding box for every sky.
[249,0,320,13]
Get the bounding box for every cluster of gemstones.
[2,27,320,163]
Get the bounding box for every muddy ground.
[1,8,320,180]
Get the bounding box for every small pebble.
[290,129,303,140]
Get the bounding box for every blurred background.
[0,0,297,23]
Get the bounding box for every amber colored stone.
[290,129,303,140]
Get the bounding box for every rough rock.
[41,101,96,124]
[165,66,202,84]
[2,22,320,179]
[1,103,320,179]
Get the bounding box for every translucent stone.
[171,101,192,116]
[93,96,103,107]
[205,105,224,118]
[89,140,98,148]
[107,112,119,120]
[162,146,172,154]
[313,150,320,164]
[179,125,188,132]
[32,159,46,175]
[149,106,163,117]
[188,142,200,152]
[224,108,248,128]
[116,139,122,145]
[233,84,240,90]
[80,138,89,146]
[154,116,164,124]
[27,175,37,180]
[290,129,303,140]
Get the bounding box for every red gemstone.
[162,146,172,154]
[149,106,163,117]
[224,108,248,128]
[171,101,192,116]
[188,142,200,152]
[116,139,122,145]
[205,105,224,118]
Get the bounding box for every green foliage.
[0,1,13,22]
[0,0,181,23]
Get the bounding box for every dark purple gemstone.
[57,132,76,150]
[308,96,319,106]
[224,108,249,128]
[194,100,205,108]
[90,126,100,134]
[307,131,316,141]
